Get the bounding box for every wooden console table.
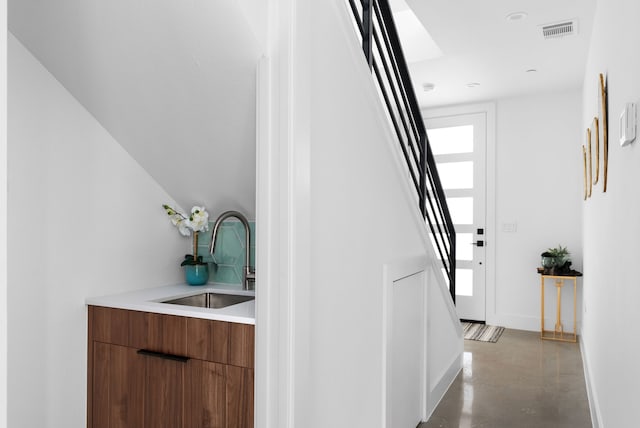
[539,273,582,343]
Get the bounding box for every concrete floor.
[420,328,592,428]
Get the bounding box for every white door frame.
[422,103,496,325]
[255,0,313,426]
[425,112,486,321]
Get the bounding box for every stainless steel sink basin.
[162,292,254,309]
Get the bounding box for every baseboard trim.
[425,352,462,420]
[579,336,601,428]
[487,312,582,334]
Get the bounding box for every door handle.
[471,240,485,247]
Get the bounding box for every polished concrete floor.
[420,328,592,428]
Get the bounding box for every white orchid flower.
[163,203,211,268]
[176,219,192,236]
[163,203,209,235]
[188,206,210,233]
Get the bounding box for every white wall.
[581,0,640,426]
[1,0,8,426]
[493,90,583,331]
[308,0,455,420]
[238,0,268,49]
[7,34,186,427]
[423,91,583,332]
[257,1,462,426]
[9,0,260,218]
[426,262,463,417]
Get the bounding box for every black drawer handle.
[137,349,189,363]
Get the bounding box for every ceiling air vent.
[540,19,578,39]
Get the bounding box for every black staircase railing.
[347,0,456,302]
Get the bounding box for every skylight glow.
[391,1,443,63]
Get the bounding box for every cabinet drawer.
[89,306,254,367]
[89,306,131,347]
[187,317,229,364]
[230,323,255,369]
[128,311,187,356]
[89,306,187,357]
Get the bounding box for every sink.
[162,292,255,309]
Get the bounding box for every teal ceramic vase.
[184,264,209,286]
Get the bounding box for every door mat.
[462,322,505,343]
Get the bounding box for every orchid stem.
[193,232,199,261]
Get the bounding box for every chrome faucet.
[209,210,255,290]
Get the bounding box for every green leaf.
[180,254,206,266]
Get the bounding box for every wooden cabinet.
[87,306,254,428]
[92,343,144,427]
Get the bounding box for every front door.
[425,113,487,322]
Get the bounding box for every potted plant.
[541,245,571,274]
[163,204,210,285]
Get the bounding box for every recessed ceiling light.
[466,82,480,88]
[422,83,436,92]
[506,11,528,21]
[526,69,538,73]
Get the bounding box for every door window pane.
[446,197,473,225]
[455,269,473,296]
[437,161,473,190]
[456,233,473,261]
[427,125,473,155]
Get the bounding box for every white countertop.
[86,283,255,325]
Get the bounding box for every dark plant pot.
[184,264,209,286]
[541,256,555,268]
[554,256,568,268]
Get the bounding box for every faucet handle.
[243,266,256,290]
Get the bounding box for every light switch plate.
[619,102,636,147]
[502,223,517,233]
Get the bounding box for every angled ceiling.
[401,0,597,107]
[9,0,261,217]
